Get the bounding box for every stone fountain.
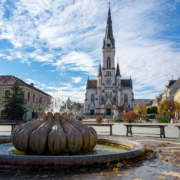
[11,112,97,155]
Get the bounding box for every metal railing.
[0,118,27,124]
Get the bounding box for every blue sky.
[0,0,180,102]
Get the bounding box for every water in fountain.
[45,65,74,114]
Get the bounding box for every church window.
[124,94,128,102]
[107,57,111,68]
[91,94,94,102]
[106,71,111,76]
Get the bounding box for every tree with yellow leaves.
[157,99,180,115]
[134,102,147,117]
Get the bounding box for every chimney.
[30,83,34,87]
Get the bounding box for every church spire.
[116,63,121,76]
[103,4,115,48]
[97,64,102,76]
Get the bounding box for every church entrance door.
[90,110,94,115]
[106,109,111,115]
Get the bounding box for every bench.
[85,124,114,135]
[175,125,180,138]
[0,120,27,132]
[124,124,168,138]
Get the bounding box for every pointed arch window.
[124,94,128,102]
[107,57,111,68]
[91,94,94,102]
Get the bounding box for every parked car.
[75,116,82,121]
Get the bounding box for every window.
[111,92,112,97]
[20,91,25,99]
[107,57,111,68]
[106,71,111,76]
[33,94,35,103]
[36,96,38,104]
[28,92,30,101]
[39,97,42,104]
[91,94,94,102]
[5,90,10,97]
[124,94,128,102]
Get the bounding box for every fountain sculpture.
[11,112,97,155]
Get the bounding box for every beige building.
[0,75,51,118]
[174,89,180,119]
[161,79,180,101]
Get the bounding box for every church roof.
[103,7,115,48]
[86,79,133,89]
[121,79,133,89]
[116,63,121,76]
[86,80,97,89]
[97,64,102,76]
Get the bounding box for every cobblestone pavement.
[0,138,180,180]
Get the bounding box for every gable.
[89,102,95,109]
[105,98,112,109]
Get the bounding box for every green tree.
[2,80,26,119]
[147,106,157,114]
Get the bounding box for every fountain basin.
[0,137,144,166]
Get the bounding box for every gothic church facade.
[84,7,135,116]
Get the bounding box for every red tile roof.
[0,75,51,97]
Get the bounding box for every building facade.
[0,75,51,118]
[84,7,134,117]
[174,89,180,119]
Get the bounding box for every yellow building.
[174,88,180,119]
[0,75,51,118]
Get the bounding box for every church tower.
[102,6,116,84]
[84,5,134,117]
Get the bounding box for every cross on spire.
[109,2,111,6]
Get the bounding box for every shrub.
[122,111,139,123]
[36,106,42,111]
[156,115,170,123]
[26,117,36,121]
[81,114,89,119]
[146,118,150,122]
[95,116,103,123]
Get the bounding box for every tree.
[158,99,180,115]
[122,111,139,123]
[147,106,157,114]
[1,80,26,119]
[134,102,147,117]
[73,102,83,111]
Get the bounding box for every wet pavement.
[0,137,180,180]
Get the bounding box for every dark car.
[75,116,82,121]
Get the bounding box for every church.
[84,6,135,117]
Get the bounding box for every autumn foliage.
[157,99,180,115]
[95,116,103,123]
[134,102,147,117]
[122,111,139,123]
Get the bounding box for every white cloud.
[71,77,82,83]
[53,51,98,75]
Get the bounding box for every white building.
[84,7,135,117]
